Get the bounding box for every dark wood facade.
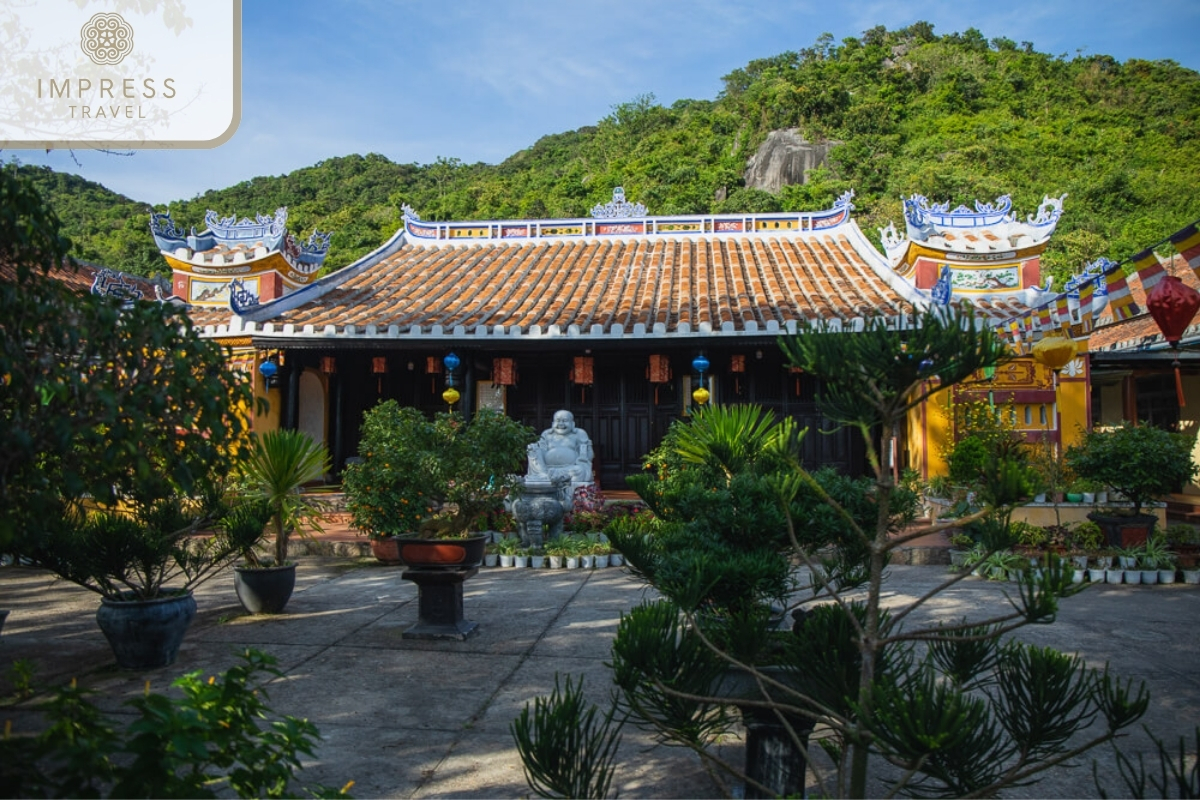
[270,343,869,490]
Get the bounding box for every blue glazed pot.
[96,590,196,670]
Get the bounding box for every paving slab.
[2,557,1198,798]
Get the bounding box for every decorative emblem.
[931,265,952,305]
[1062,357,1085,378]
[228,278,260,315]
[591,188,647,219]
[90,268,143,304]
[80,13,134,66]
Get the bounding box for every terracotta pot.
[371,537,403,564]
[398,534,487,569]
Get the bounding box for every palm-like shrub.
[240,429,330,566]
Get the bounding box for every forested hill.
[17,23,1200,289]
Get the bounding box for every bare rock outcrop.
[743,130,838,194]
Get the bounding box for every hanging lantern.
[442,386,461,406]
[493,357,517,386]
[730,354,746,373]
[1147,274,1200,407]
[1031,335,1077,373]
[648,354,672,383]
[258,357,279,388]
[692,385,711,405]
[691,354,710,374]
[426,356,442,374]
[372,356,388,374]
[320,356,337,374]
[570,356,594,385]
[443,351,461,373]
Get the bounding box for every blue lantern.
[258,358,279,388]
[692,354,710,374]
[443,352,461,372]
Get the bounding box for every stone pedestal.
[401,567,479,640]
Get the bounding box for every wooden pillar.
[1122,374,1138,422]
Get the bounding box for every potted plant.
[28,494,238,669]
[232,429,331,615]
[544,538,569,569]
[1141,536,1176,585]
[483,539,500,568]
[1066,422,1198,547]
[529,546,546,569]
[343,402,534,569]
[496,534,522,567]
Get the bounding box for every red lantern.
[493,357,517,386]
[320,356,337,374]
[1147,275,1200,406]
[570,356,594,385]
[647,355,672,383]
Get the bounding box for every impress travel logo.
[1,1,241,148]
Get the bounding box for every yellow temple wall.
[909,354,1091,479]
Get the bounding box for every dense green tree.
[0,165,253,551]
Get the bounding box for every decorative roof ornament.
[296,229,333,267]
[1028,194,1067,227]
[832,189,856,211]
[930,265,952,305]
[204,207,289,250]
[591,187,647,219]
[401,204,421,222]
[90,268,144,305]
[228,277,260,315]
[149,210,187,251]
[903,194,1014,234]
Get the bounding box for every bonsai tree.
[1065,421,1198,517]
[239,429,331,567]
[513,305,1154,799]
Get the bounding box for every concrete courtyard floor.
[1,556,1198,798]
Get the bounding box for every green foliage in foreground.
[13,23,1200,287]
[0,649,352,799]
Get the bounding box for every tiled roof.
[207,222,940,343]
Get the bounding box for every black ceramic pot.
[234,563,297,614]
[95,590,197,670]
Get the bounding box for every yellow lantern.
[692,386,711,405]
[442,386,461,405]
[1031,335,1077,373]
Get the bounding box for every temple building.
[159,189,1087,488]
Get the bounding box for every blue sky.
[5,0,1199,206]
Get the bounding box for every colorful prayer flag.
[1078,280,1095,331]
[1132,248,1166,294]
[1105,267,1139,321]
[1170,223,1200,280]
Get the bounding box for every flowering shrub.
[342,404,436,539]
[343,402,535,539]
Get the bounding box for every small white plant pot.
[1139,569,1158,585]
[513,555,529,568]
[1082,492,1095,504]
[609,553,624,567]
[1096,491,1108,504]
[1071,555,1089,570]
[500,555,514,568]
[581,555,595,569]
[1119,556,1138,570]
[1158,569,1176,585]
[530,556,545,569]
[1034,493,1047,503]
[484,554,498,567]
[548,555,563,569]
[1183,570,1200,585]
[1088,568,1106,583]
[1106,569,1124,584]
[1125,570,1142,585]
[1097,556,1114,570]
[1072,569,1085,584]
[565,556,580,569]
[594,554,610,568]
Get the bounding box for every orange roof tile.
[222,224,932,345]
